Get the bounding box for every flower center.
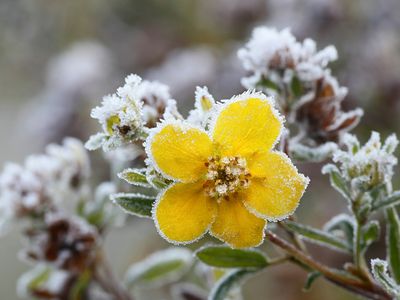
[203,156,251,199]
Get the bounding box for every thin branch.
[266,231,391,300]
[95,251,134,300]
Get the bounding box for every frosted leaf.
[371,259,400,298]
[290,142,338,162]
[124,247,193,288]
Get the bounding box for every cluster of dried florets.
[0,138,90,232]
[23,213,98,272]
[238,27,363,158]
[0,139,125,299]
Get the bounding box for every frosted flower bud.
[333,132,398,191]
[187,86,216,127]
[87,74,180,151]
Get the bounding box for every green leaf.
[125,248,193,288]
[373,191,400,211]
[111,193,155,218]
[118,168,151,187]
[371,259,400,298]
[322,164,351,201]
[84,133,107,151]
[196,246,268,269]
[361,221,380,252]
[324,214,355,247]
[290,75,303,98]
[285,221,352,253]
[210,269,255,300]
[70,270,91,300]
[303,272,321,292]
[386,207,400,283]
[257,77,279,91]
[27,267,51,291]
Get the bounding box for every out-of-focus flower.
[87,74,181,152]
[0,138,90,233]
[24,213,98,273]
[238,27,337,89]
[146,92,309,248]
[238,26,363,149]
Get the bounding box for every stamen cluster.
[203,156,251,199]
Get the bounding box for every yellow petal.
[244,152,309,220]
[212,94,283,157]
[211,196,266,248]
[155,181,217,244]
[149,122,213,182]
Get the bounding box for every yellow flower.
[146,92,309,248]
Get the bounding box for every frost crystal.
[0,138,90,233]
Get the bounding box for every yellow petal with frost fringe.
[244,152,309,220]
[149,123,213,182]
[211,195,266,248]
[212,96,282,157]
[155,182,217,243]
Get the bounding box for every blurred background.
[0,0,399,299]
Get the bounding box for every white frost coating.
[124,247,193,288]
[242,151,310,223]
[289,142,338,162]
[371,259,400,296]
[238,26,338,88]
[0,138,90,234]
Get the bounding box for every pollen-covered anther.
[203,156,251,199]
